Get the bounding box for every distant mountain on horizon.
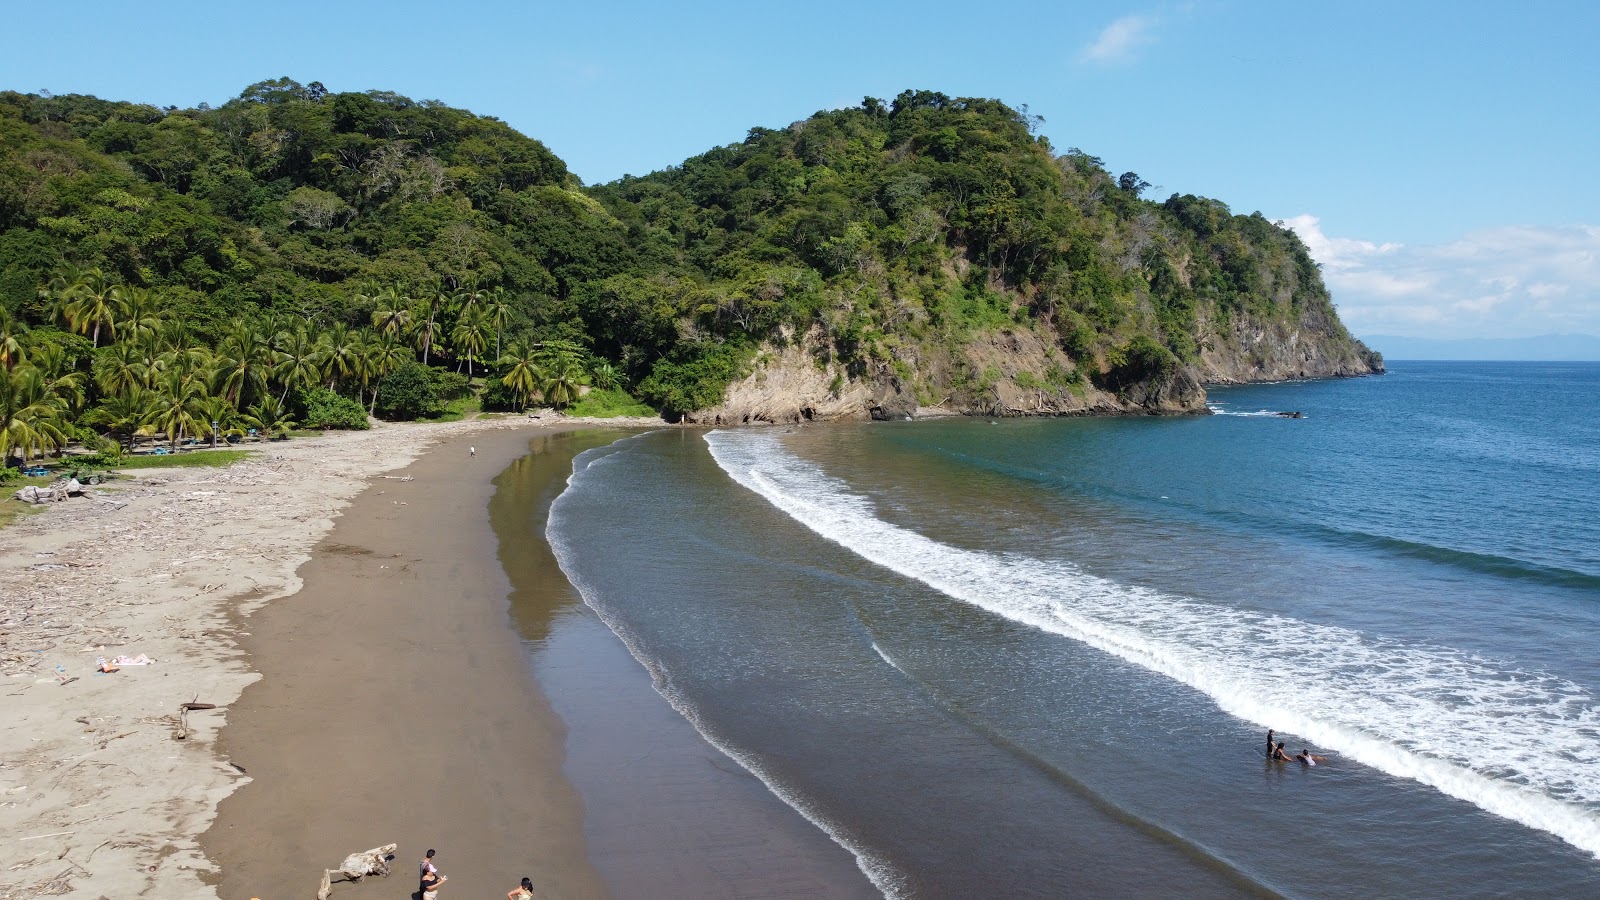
[1362,333,1600,361]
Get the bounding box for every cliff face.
[1195,297,1385,384]
[682,326,1207,425]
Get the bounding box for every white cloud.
[1080,14,1158,65]
[1282,216,1600,339]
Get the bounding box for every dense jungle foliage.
[0,79,1358,461]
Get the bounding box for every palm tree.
[414,287,454,366]
[319,323,360,389]
[243,396,297,439]
[88,386,159,452]
[366,331,413,415]
[151,369,208,450]
[369,287,413,339]
[272,326,324,403]
[485,287,512,363]
[95,341,150,396]
[0,308,24,372]
[498,342,543,410]
[117,287,168,345]
[60,268,125,347]
[450,307,488,377]
[213,323,273,408]
[196,396,239,449]
[411,297,445,367]
[539,348,590,410]
[0,365,72,465]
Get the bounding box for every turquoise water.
[548,362,1600,897]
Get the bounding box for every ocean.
[545,361,1600,897]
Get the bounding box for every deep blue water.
[548,362,1600,897]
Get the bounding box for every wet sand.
[203,426,877,899]
[203,427,605,898]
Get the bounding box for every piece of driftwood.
[173,700,223,740]
[317,843,397,900]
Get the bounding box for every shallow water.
[547,362,1600,897]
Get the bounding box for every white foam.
[549,443,907,899]
[1206,404,1286,417]
[705,429,1600,859]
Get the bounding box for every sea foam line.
[548,443,907,899]
[704,429,1600,860]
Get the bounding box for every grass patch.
[0,499,47,530]
[564,388,658,419]
[430,394,482,423]
[114,449,252,470]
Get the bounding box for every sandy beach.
[0,416,602,899]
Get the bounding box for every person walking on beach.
[420,862,446,900]
[470,445,476,458]
[419,849,437,882]
[508,876,535,899]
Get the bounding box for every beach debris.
[173,699,222,741]
[316,843,397,900]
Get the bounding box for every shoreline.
[0,415,651,899]
[200,425,612,898]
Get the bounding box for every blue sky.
[7,1,1597,342]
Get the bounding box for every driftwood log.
[317,843,397,900]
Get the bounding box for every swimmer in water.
[1270,741,1292,762]
[1295,749,1327,766]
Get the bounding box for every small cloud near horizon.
[1080,14,1159,65]
[1283,216,1600,340]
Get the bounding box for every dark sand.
[203,426,876,899]
[203,427,603,899]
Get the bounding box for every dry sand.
[0,415,643,899]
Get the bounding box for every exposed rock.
[685,326,1214,424]
[1197,306,1384,384]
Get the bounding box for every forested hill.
[0,81,1380,455]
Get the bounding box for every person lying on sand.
[1295,749,1328,766]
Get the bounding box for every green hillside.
[0,80,1378,464]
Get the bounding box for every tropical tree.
[365,331,413,414]
[213,323,273,408]
[243,396,297,439]
[498,342,543,410]
[151,369,208,450]
[272,326,324,403]
[88,386,159,452]
[538,347,590,409]
[450,307,488,377]
[0,309,23,372]
[59,268,125,347]
[369,287,413,339]
[319,323,360,389]
[485,286,512,363]
[95,341,150,396]
[591,359,621,390]
[117,287,168,345]
[414,288,452,366]
[0,365,72,464]
[411,299,445,367]
[195,396,240,448]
